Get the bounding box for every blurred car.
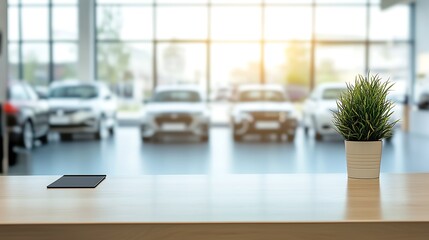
[48,81,117,141]
[418,92,429,110]
[231,84,298,142]
[304,82,401,141]
[140,85,210,142]
[388,81,406,127]
[33,86,49,100]
[417,82,429,110]
[3,80,50,164]
[302,83,347,140]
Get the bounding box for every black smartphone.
[47,175,106,188]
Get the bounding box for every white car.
[302,83,346,140]
[48,81,117,141]
[140,85,210,142]
[416,80,429,110]
[304,82,401,141]
[231,84,298,142]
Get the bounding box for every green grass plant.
[333,74,398,141]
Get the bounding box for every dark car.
[3,81,50,164]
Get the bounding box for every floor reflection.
[345,178,381,220]
[7,127,429,175]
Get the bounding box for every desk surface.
[1,174,429,225]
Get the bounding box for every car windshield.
[49,85,99,99]
[153,90,201,102]
[7,83,28,100]
[322,88,346,100]
[238,90,286,102]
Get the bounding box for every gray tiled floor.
[8,127,429,175]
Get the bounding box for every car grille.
[249,111,282,121]
[50,109,80,115]
[155,113,193,126]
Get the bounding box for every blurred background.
[1,0,429,176]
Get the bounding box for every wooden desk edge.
[1,222,429,240]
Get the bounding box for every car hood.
[48,98,97,110]
[316,100,339,112]
[145,103,207,114]
[233,102,295,113]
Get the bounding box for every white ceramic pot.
[345,140,382,179]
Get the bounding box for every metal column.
[78,0,95,82]
[0,0,9,174]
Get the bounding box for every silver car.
[231,84,298,142]
[48,81,117,141]
[140,85,210,142]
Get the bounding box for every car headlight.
[142,111,156,122]
[235,112,252,123]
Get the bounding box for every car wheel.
[233,124,243,142]
[385,136,393,143]
[39,133,49,145]
[94,118,106,140]
[233,134,242,142]
[304,126,309,135]
[315,132,323,141]
[312,116,323,141]
[60,133,73,141]
[19,121,34,150]
[200,135,209,142]
[39,128,50,145]
[8,143,17,166]
[142,136,153,143]
[287,134,295,142]
[108,126,115,136]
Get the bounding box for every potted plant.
[333,74,398,179]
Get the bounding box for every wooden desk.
[1,174,429,239]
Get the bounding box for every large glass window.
[211,43,260,91]
[315,6,367,40]
[21,7,49,40]
[265,42,311,101]
[156,6,207,40]
[8,6,19,41]
[91,0,412,103]
[96,1,154,100]
[369,5,410,41]
[8,0,79,86]
[97,43,153,99]
[211,6,261,40]
[53,43,78,81]
[22,43,50,86]
[315,44,366,84]
[369,43,410,82]
[264,6,312,41]
[157,43,206,88]
[97,6,153,40]
[8,43,20,80]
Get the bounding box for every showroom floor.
[8,127,429,175]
